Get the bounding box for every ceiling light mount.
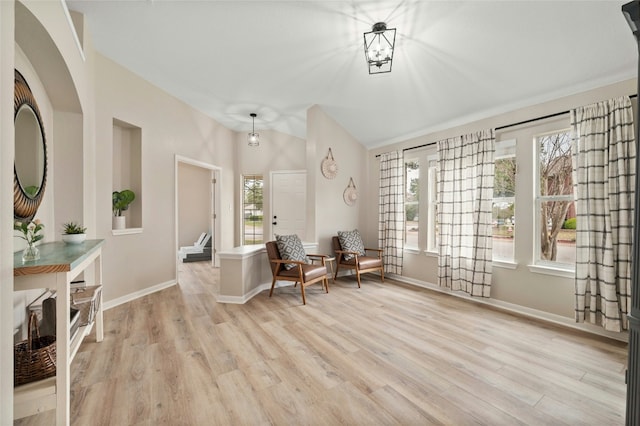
[364,21,396,74]
[248,112,259,147]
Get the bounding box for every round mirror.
[14,70,47,222]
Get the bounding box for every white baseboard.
[103,280,177,311]
[216,282,269,304]
[387,273,628,343]
[216,281,296,304]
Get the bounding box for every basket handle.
[27,311,40,351]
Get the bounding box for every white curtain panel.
[378,150,404,274]
[437,129,495,297]
[572,96,635,332]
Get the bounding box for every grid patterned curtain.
[572,96,635,332]
[379,151,404,274]
[437,130,495,297]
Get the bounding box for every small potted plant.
[61,221,87,244]
[112,189,135,230]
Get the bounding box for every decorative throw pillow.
[275,234,310,270]
[337,229,365,261]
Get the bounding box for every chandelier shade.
[363,22,396,74]
[248,113,259,147]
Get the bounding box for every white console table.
[13,239,105,425]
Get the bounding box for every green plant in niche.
[112,189,135,216]
[62,221,86,234]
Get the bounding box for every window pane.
[539,200,575,264]
[242,175,263,244]
[493,145,516,262]
[538,132,572,196]
[536,130,575,267]
[405,160,419,248]
[427,161,438,251]
[495,157,516,197]
[492,200,514,260]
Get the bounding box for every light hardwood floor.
[17,261,628,425]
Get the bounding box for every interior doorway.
[175,156,221,285]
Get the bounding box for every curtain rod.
[375,93,638,158]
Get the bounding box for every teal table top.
[14,239,105,276]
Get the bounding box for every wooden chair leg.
[324,277,329,293]
[334,263,340,281]
[269,277,277,297]
[300,283,307,305]
[355,271,361,288]
[380,268,385,282]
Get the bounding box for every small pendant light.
[248,113,259,147]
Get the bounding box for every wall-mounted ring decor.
[321,147,338,179]
[343,177,358,206]
[14,70,47,222]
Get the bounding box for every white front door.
[271,170,306,240]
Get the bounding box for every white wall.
[235,128,306,246]
[307,105,367,255]
[178,162,211,248]
[93,53,237,302]
[367,78,637,321]
[53,111,83,233]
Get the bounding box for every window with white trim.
[404,159,419,249]
[535,130,575,267]
[426,157,438,253]
[493,139,516,262]
[242,174,263,245]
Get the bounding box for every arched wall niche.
[14,1,85,235]
[15,1,82,113]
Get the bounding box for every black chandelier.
[363,22,396,74]
[248,113,259,147]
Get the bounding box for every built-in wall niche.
[112,118,142,233]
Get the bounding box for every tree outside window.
[242,175,263,244]
[405,160,419,248]
[536,131,575,265]
[493,152,516,261]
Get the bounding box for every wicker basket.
[14,312,56,386]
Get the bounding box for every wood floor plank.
[368,384,444,425]
[15,262,628,425]
[216,369,271,425]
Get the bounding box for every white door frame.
[174,155,222,281]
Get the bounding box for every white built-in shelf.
[111,227,143,236]
[13,240,105,425]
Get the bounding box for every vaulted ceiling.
[66,1,637,148]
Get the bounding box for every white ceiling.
[65,0,637,149]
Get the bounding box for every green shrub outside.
[563,218,576,229]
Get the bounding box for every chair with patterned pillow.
[266,235,329,305]
[333,229,384,288]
